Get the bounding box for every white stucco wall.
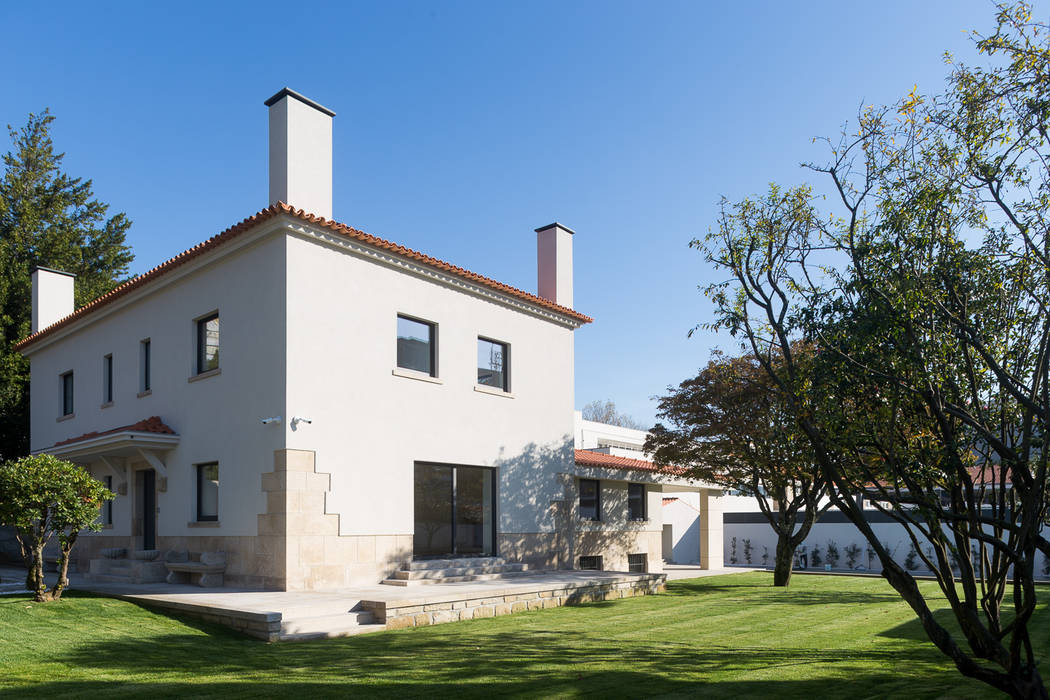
[281,229,578,539]
[662,493,701,564]
[27,229,288,539]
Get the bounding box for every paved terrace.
[0,566,715,641]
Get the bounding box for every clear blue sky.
[2,1,997,426]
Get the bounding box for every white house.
[16,88,723,590]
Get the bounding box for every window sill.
[474,384,514,398]
[100,523,114,530]
[188,520,220,528]
[100,401,114,410]
[392,367,443,385]
[188,368,221,383]
[56,413,75,423]
[137,389,152,398]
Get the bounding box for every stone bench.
[164,551,226,587]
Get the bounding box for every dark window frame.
[579,478,601,521]
[103,475,113,525]
[61,371,74,416]
[628,483,647,521]
[628,553,647,573]
[196,312,220,375]
[141,339,151,392]
[103,354,113,403]
[579,555,603,571]
[476,336,510,391]
[196,462,219,522]
[396,314,437,377]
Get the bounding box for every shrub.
[743,539,753,565]
[810,545,822,568]
[845,543,862,569]
[0,454,112,601]
[825,540,840,568]
[730,537,738,565]
[904,544,919,571]
[866,544,876,569]
[1043,554,1050,578]
[761,546,769,567]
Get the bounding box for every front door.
[141,469,156,550]
[414,463,495,558]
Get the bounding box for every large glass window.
[196,313,219,374]
[477,337,509,391]
[196,462,219,521]
[628,483,646,521]
[414,463,496,558]
[579,478,600,521]
[61,371,74,416]
[397,315,436,376]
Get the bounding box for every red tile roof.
[53,416,177,447]
[16,203,592,351]
[574,449,687,477]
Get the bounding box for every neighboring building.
[16,88,722,590]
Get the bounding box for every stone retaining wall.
[369,574,666,630]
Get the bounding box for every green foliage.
[0,111,133,460]
[845,543,862,570]
[810,546,822,568]
[905,544,919,572]
[0,454,112,601]
[729,537,738,565]
[825,541,840,568]
[743,539,753,565]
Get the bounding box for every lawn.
[0,572,1045,699]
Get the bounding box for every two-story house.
[16,89,721,590]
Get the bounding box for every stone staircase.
[278,602,384,641]
[87,550,167,584]
[381,556,531,586]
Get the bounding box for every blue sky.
[2,1,997,426]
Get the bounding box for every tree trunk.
[30,541,46,602]
[48,535,75,601]
[773,531,795,587]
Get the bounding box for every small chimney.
[265,88,335,220]
[535,222,575,308]
[31,267,75,333]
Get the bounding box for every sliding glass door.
[414,463,496,558]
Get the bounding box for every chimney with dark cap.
[535,222,574,308]
[265,87,335,220]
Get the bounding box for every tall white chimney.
[535,222,574,308]
[265,88,335,220]
[31,267,75,333]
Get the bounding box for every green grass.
[0,572,1045,698]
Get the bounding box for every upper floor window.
[140,339,151,392]
[103,475,113,525]
[628,483,646,521]
[396,315,436,376]
[579,478,600,521]
[103,354,113,404]
[196,462,219,522]
[61,371,74,416]
[196,313,219,374]
[477,337,509,391]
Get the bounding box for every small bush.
[825,540,840,568]
[730,537,738,565]
[810,545,823,568]
[866,544,876,569]
[743,539,753,565]
[845,543,862,569]
[761,546,769,567]
[1042,554,1050,578]
[904,544,919,571]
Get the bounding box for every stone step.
[406,557,506,571]
[381,570,538,587]
[393,563,528,580]
[86,573,137,584]
[279,610,382,641]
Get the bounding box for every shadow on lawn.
[665,581,903,606]
[16,626,970,700]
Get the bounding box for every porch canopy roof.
[38,416,179,462]
[571,449,718,490]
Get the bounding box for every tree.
[0,110,134,460]
[0,454,112,601]
[646,350,829,586]
[698,5,1050,696]
[581,399,646,430]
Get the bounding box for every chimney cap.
[264,87,336,117]
[31,266,76,278]
[534,222,575,235]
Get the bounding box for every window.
[196,462,219,521]
[140,339,151,392]
[196,313,219,374]
[628,553,647,573]
[628,483,646,521]
[477,337,509,391]
[103,475,113,525]
[579,555,603,571]
[579,478,600,521]
[61,371,74,416]
[396,315,436,376]
[103,354,113,403]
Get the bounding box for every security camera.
[291,416,312,428]
[260,416,282,425]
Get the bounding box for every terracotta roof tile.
[574,449,687,477]
[16,203,592,351]
[53,416,176,447]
